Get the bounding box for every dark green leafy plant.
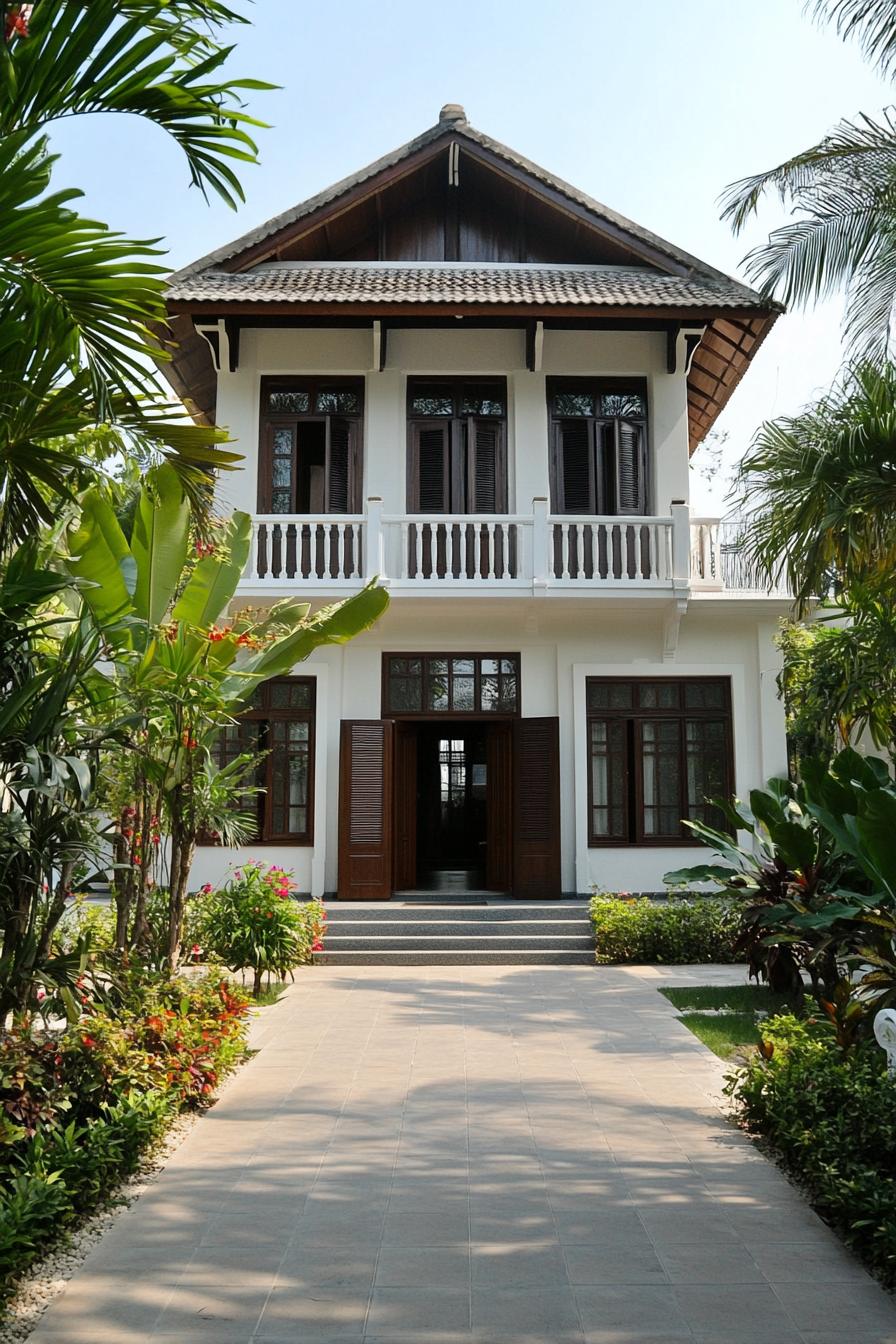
[728,1011,896,1286]
[589,895,740,965]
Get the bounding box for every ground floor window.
[206,677,315,845]
[586,677,732,845]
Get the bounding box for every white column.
[364,496,385,580]
[532,496,550,589]
[756,621,789,782]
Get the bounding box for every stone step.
[323,933,595,952]
[314,949,596,966]
[323,903,590,923]
[322,917,592,934]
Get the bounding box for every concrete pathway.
[28,966,896,1343]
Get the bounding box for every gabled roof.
[170,106,747,286]
[162,106,781,450]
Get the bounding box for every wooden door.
[512,717,561,899]
[338,720,393,900]
[393,722,417,891]
[486,722,513,891]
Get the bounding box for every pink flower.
[200,883,213,895]
[36,988,46,1003]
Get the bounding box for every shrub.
[729,1013,896,1286]
[0,973,250,1291]
[195,863,326,995]
[590,895,740,964]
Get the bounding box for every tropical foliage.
[721,0,896,363]
[666,746,896,1017]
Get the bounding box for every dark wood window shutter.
[410,421,450,512]
[466,418,505,513]
[615,420,646,514]
[338,719,393,899]
[512,717,561,899]
[325,416,354,513]
[556,420,595,513]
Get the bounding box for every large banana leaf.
[171,511,252,629]
[66,491,135,630]
[131,464,190,625]
[221,582,390,705]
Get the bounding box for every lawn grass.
[661,983,797,1060]
[677,1011,764,1059]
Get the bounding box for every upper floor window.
[548,379,648,515]
[407,378,507,514]
[260,377,363,515]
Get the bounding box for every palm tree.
[0,1,270,543]
[736,362,896,607]
[721,0,896,363]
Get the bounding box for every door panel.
[512,717,561,899]
[393,723,417,891]
[486,722,513,891]
[338,719,393,900]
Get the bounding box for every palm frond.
[3,0,273,208]
[811,0,896,78]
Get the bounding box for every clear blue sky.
[46,0,893,510]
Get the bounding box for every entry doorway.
[393,720,512,894]
[338,717,560,900]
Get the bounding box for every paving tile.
[471,1284,582,1333]
[564,1240,668,1285]
[674,1283,798,1338]
[366,1286,471,1333]
[375,1245,471,1288]
[574,1284,691,1336]
[471,1240,568,1288]
[381,1208,470,1245]
[657,1242,764,1283]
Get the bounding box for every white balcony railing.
[240,501,789,597]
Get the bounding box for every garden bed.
[590,894,741,964]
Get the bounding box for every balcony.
[240,502,789,598]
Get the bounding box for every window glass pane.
[411,387,453,416]
[388,672,422,712]
[500,658,516,674]
[288,721,310,742]
[271,458,291,488]
[684,681,726,710]
[426,671,449,711]
[452,658,474,675]
[600,392,646,418]
[590,718,626,838]
[273,428,293,454]
[316,389,361,415]
[481,658,499,674]
[499,677,518,712]
[271,489,292,513]
[686,719,728,826]
[640,720,681,836]
[553,391,594,417]
[638,683,679,710]
[461,392,505,416]
[268,390,310,414]
[587,682,633,711]
[453,676,475,711]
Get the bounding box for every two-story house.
[162,105,788,901]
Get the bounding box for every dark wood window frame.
[406,377,508,514]
[202,676,316,847]
[382,653,521,718]
[548,377,649,516]
[586,676,733,848]
[258,376,364,515]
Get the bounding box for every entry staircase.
[314,900,595,965]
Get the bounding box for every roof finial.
[439,103,466,125]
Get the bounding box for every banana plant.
[65,462,389,969]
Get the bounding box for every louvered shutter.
[410,421,450,512]
[615,419,646,514]
[338,720,393,899]
[325,417,354,513]
[556,420,595,513]
[512,717,561,899]
[466,418,506,513]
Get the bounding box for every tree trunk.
[166,812,196,976]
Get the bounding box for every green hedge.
[0,975,250,1294]
[590,895,741,964]
[730,1014,896,1287]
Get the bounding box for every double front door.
[337,717,561,900]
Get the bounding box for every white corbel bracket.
[662,597,688,662]
[194,318,232,374]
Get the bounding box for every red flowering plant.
[195,863,325,996]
